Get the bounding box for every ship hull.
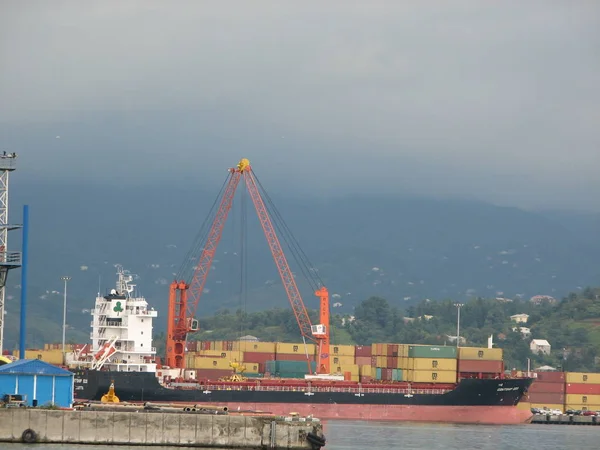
[72,369,533,424]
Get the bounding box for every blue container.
[392,368,403,382]
[375,367,382,380]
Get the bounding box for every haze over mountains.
[3,179,599,349]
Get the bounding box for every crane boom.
[243,168,313,340]
[165,162,244,369]
[165,158,330,375]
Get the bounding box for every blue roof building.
[0,359,74,408]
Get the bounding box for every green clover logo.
[113,301,123,314]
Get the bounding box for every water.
[3,420,598,449]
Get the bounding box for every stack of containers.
[12,349,64,365]
[275,342,317,362]
[237,341,276,374]
[527,371,565,411]
[265,360,317,378]
[457,347,504,379]
[369,343,404,382]
[330,345,359,381]
[355,345,372,382]
[403,345,457,383]
[565,372,600,411]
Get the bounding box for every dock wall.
[0,409,323,449]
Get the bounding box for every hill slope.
[2,179,599,348]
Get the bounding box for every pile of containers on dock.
[565,372,600,411]
[523,371,565,411]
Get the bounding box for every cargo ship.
[69,267,534,424]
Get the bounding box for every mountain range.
[2,178,599,349]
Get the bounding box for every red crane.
[165,159,330,374]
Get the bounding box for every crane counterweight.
[165,159,330,375]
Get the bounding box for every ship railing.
[199,384,452,395]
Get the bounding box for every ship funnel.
[487,334,493,349]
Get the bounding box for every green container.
[244,372,263,378]
[392,368,403,382]
[407,345,457,359]
[266,360,316,374]
[375,367,382,380]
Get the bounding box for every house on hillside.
[530,295,557,306]
[512,326,531,338]
[530,339,551,355]
[510,313,529,323]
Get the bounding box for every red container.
[355,356,371,366]
[387,344,399,357]
[360,376,373,383]
[243,352,276,364]
[383,368,393,381]
[186,341,198,352]
[371,356,377,366]
[387,356,397,368]
[566,383,600,395]
[529,381,565,394]
[527,392,565,404]
[194,369,233,380]
[534,372,565,383]
[355,346,372,357]
[458,360,503,373]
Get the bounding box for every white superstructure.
[78,266,158,372]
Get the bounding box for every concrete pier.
[0,408,325,449]
[531,414,600,425]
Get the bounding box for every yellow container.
[359,365,372,376]
[332,355,355,367]
[531,403,564,412]
[331,345,355,357]
[566,394,600,405]
[565,404,600,411]
[565,372,600,384]
[192,357,232,370]
[404,369,457,384]
[276,342,316,355]
[237,341,276,353]
[196,350,243,361]
[458,347,503,361]
[376,356,387,368]
[241,362,260,373]
[407,358,457,371]
[185,354,195,368]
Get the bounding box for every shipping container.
[391,368,403,382]
[530,403,564,412]
[237,341,277,353]
[564,403,600,411]
[407,358,457,371]
[242,362,260,373]
[376,356,387,368]
[457,359,503,374]
[194,350,242,360]
[565,383,600,395]
[386,344,399,357]
[243,352,276,364]
[355,356,372,366]
[194,369,233,379]
[534,371,565,383]
[360,375,373,383]
[332,355,355,367]
[334,365,359,376]
[528,381,565,394]
[331,345,355,357]
[458,347,503,361]
[276,342,316,355]
[527,392,565,404]
[407,345,457,359]
[565,372,600,385]
[359,365,372,377]
[375,367,382,380]
[565,394,600,405]
[277,353,316,362]
[265,360,316,374]
[191,357,232,370]
[355,345,372,357]
[404,369,457,384]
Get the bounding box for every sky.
[0,1,599,211]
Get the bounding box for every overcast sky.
[1,1,599,211]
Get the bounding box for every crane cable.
[175,173,231,283]
[252,172,324,291]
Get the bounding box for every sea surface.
[4,420,598,449]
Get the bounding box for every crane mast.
[165,158,330,374]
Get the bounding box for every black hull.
[73,370,533,407]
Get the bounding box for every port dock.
[532,414,600,425]
[0,407,325,449]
